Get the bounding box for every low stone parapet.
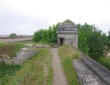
[73,60,104,85]
[82,57,110,85]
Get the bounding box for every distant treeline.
[33,23,110,60]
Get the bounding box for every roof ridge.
[63,19,73,23]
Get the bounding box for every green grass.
[0,62,21,85]
[0,43,24,58]
[0,48,53,85]
[97,57,110,70]
[59,45,80,85]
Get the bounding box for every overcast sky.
[0,0,110,35]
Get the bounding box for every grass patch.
[0,43,24,58]
[1,48,53,85]
[97,57,110,70]
[59,45,80,85]
[0,62,21,85]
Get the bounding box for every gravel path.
[51,48,68,85]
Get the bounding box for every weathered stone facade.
[57,20,78,48]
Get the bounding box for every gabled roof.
[57,19,77,33]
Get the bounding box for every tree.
[108,31,110,47]
[9,33,17,38]
[77,23,108,60]
[87,30,105,60]
[33,24,58,43]
[77,24,89,53]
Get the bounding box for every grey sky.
[0,0,110,35]
[0,6,49,35]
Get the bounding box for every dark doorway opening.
[60,38,64,45]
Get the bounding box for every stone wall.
[73,60,105,85]
[0,37,32,43]
[57,34,78,48]
[82,57,110,85]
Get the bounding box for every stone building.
[57,20,78,48]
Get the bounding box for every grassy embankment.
[59,45,80,85]
[0,42,24,85]
[0,43,53,85]
[0,48,53,85]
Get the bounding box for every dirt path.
[51,48,68,85]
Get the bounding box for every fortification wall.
[0,37,32,43]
